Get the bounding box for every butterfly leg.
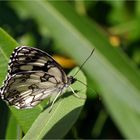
[69,86,86,99]
[49,90,62,112]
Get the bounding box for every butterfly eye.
[68,76,77,84]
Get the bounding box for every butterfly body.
[0,46,76,109]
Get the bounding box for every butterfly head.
[67,76,77,85]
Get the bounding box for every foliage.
[0,1,140,139]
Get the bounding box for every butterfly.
[0,46,77,109]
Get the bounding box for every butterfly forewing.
[0,46,73,109]
[8,46,67,81]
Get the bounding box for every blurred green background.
[0,1,140,139]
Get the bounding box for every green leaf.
[22,67,87,139]
[103,89,140,138]
[0,28,18,84]
[9,1,140,138]
[10,106,43,133]
[5,114,21,139]
[0,28,18,138]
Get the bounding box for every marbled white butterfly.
[0,46,78,109]
[0,46,94,110]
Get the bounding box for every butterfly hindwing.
[1,71,64,109]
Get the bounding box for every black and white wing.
[0,46,72,109]
[8,46,67,82]
[1,71,65,109]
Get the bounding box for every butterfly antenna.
[76,79,88,87]
[73,48,95,78]
[76,79,95,93]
